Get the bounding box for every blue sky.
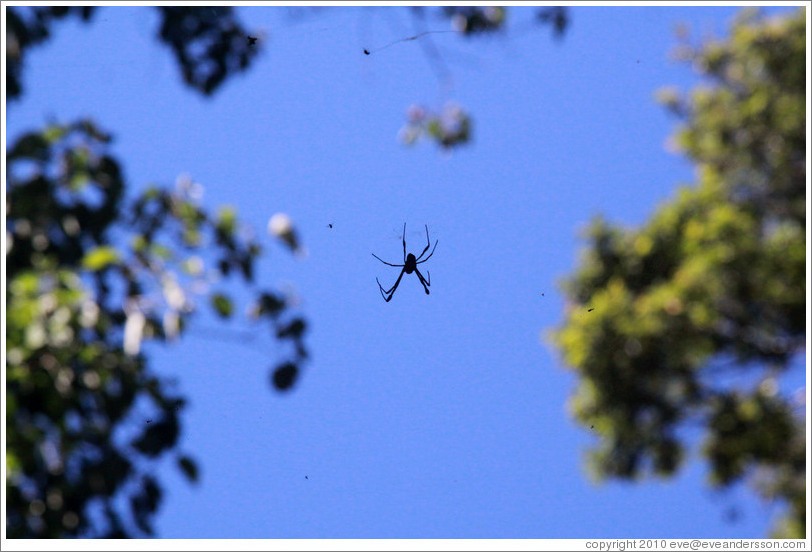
[5,4,806,541]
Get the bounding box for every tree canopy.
[6,7,307,537]
[550,8,805,539]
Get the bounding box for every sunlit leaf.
[81,246,120,271]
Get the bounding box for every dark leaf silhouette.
[131,418,179,458]
[276,318,306,340]
[272,362,298,391]
[177,456,200,484]
[536,7,569,39]
[157,7,260,95]
[6,7,97,99]
[130,476,162,535]
[257,292,286,319]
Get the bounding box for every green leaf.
[216,205,237,235]
[70,170,90,190]
[149,243,172,261]
[131,234,147,252]
[81,246,120,271]
[43,125,68,144]
[211,293,233,318]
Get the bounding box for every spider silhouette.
[372,223,438,302]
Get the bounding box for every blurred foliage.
[6,5,307,537]
[157,7,260,95]
[6,6,258,100]
[549,8,805,538]
[400,6,569,150]
[6,5,568,151]
[6,6,97,99]
[536,7,569,40]
[6,121,310,537]
[442,6,507,35]
[399,103,472,151]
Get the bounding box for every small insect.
[305,475,309,480]
[587,308,594,312]
[327,223,333,228]
[372,223,438,302]
[363,49,370,55]
[541,293,545,297]
[247,35,258,46]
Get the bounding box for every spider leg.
[376,278,391,301]
[372,253,404,267]
[375,278,391,301]
[414,224,432,261]
[378,270,404,295]
[415,239,438,264]
[401,222,407,263]
[414,268,431,295]
[377,268,405,302]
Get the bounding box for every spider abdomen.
[404,253,417,272]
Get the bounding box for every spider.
[372,223,438,302]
